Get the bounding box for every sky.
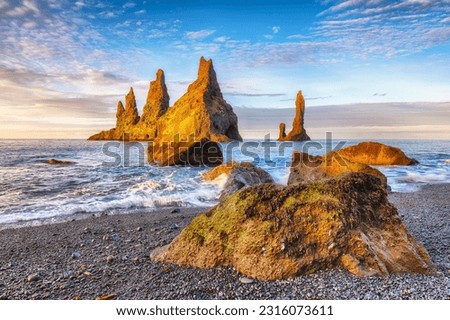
[0,0,449,139]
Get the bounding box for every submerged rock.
[203,161,274,200]
[337,142,418,165]
[278,91,310,142]
[151,173,434,280]
[47,159,75,165]
[288,152,387,186]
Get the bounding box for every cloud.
[185,29,216,40]
[134,9,146,14]
[286,34,311,40]
[272,26,280,34]
[214,36,230,43]
[100,11,117,18]
[1,0,40,17]
[123,1,137,9]
[312,0,450,59]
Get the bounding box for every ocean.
[0,139,449,228]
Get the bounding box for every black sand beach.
[0,184,448,300]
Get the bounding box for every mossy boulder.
[337,141,418,165]
[151,173,434,280]
[202,161,274,200]
[288,151,387,186]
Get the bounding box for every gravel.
[0,184,448,300]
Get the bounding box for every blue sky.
[0,0,449,138]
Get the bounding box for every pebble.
[1,188,448,300]
[170,224,179,230]
[71,251,81,259]
[171,208,181,213]
[106,255,114,264]
[239,277,254,284]
[27,273,41,282]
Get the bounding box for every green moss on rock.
[151,173,434,280]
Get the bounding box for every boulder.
[151,173,434,280]
[278,91,310,141]
[148,137,223,166]
[288,151,387,186]
[202,161,274,200]
[337,142,418,165]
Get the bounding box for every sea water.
[0,139,449,227]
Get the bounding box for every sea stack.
[123,87,140,129]
[88,57,242,146]
[156,57,242,142]
[278,91,310,141]
[139,69,170,126]
[147,57,242,165]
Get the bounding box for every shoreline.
[0,184,448,299]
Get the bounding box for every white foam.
[397,172,447,184]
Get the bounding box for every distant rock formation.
[278,91,310,141]
[288,151,387,186]
[337,142,418,165]
[88,57,242,144]
[202,161,274,200]
[150,173,434,280]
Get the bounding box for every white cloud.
[312,0,450,59]
[100,11,117,18]
[123,1,137,9]
[185,29,216,40]
[214,36,230,43]
[272,26,280,34]
[2,0,40,17]
[286,34,310,40]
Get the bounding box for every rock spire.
[278,91,310,141]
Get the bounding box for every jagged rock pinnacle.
[188,56,222,98]
[115,101,125,130]
[140,69,170,125]
[278,90,310,141]
[123,87,140,128]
